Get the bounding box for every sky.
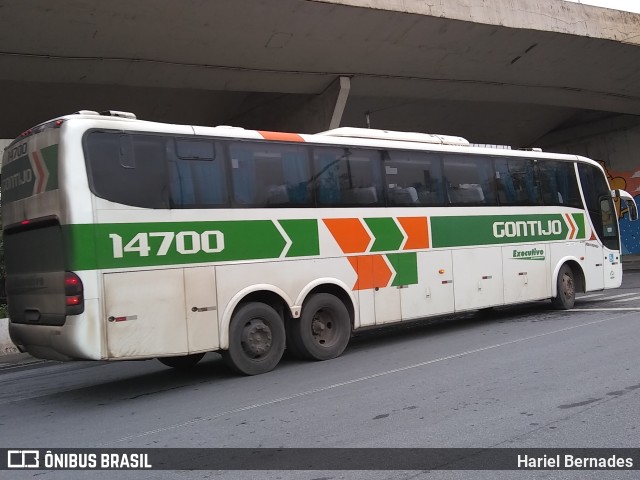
[563,0,640,13]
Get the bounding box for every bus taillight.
[65,272,84,315]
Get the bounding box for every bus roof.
[6,110,601,169]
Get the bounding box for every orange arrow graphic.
[323,218,371,254]
[564,213,576,240]
[398,217,429,250]
[347,255,393,290]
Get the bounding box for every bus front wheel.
[551,264,576,310]
[289,293,351,361]
[223,302,285,375]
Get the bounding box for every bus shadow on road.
[35,302,568,405]
[345,300,565,352]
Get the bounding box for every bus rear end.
[2,118,96,361]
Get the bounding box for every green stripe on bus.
[430,213,585,248]
[63,219,319,270]
[279,219,320,257]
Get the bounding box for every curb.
[622,254,640,271]
[0,318,19,355]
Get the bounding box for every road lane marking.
[613,295,640,303]
[569,307,640,311]
[102,312,635,446]
[601,292,638,299]
[577,293,604,300]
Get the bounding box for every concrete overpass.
[1,0,639,139]
[1,0,639,251]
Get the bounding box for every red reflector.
[21,220,30,225]
[66,295,82,306]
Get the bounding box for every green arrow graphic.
[278,219,320,257]
[365,217,404,252]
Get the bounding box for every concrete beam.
[537,114,640,148]
[329,77,351,130]
[227,76,351,133]
[313,0,640,45]
[289,76,351,132]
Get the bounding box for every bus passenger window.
[494,158,539,206]
[168,139,227,208]
[442,155,497,206]
[84,131,169,209]
[537,161,582,208]
[313,147,382,206]
[229,142,311,207]
[384,150,444,206]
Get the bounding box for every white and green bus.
[2,111,637,375]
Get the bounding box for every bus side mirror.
[616,189,639,221]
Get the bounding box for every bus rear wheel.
[158,353,205,369]
[289,293,351,361]
[222,302,285,375]
[551,264,575,310]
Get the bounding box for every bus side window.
[313,147,383,206]
[84,131,169,209]
[442,154,497,206]
[578,163,620,250]
[384,150,444,206]
[229,141,311,207]
[494,158,539,206]
[538,160,582,208]
[169,139,227,208]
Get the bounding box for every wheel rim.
[560,273,575,300]
[311,308,339,347]
[241,319,273,358]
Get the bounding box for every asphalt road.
[1,272,640,480]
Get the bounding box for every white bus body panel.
[502,244,551,304]
[603,247,623,289]
[103,266,219,359]
[104,269,189,358]
[184,266,219,353]
[452,247,504,311]
[584,241,604,291]
[374,270,401,325]
[402,250,454,320]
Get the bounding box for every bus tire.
[551,264,575,310]
[158,353,205,369]
[222,302,285,375]
[289,293,351,361]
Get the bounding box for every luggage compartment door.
[104,269,188,358]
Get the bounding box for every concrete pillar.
[272,76,351,133]
[0,139,11,172]
[230,77,351,133]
